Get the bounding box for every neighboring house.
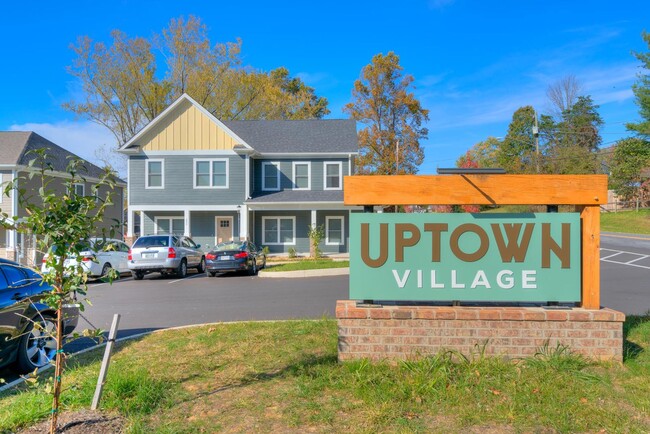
[0,132,126,265]
[118,93,360,254]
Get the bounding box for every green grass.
[264,259,349,272]
[601,209,650,234]
[1,317,649,433]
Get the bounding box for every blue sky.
[1,1,648,175]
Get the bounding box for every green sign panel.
[350,213,581,302]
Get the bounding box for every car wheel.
[177,260,188,278]
[197,257,206,273]
[132,271,144,280]
[248,261,258,276]
[208,271,217,277]
[16,315,57,373]
[101,263,112,278]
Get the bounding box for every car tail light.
[168,247,177,259]
[81,255,96,262]
[128,250,132,261]
[206,253,216,260]
[234,252,248,259]
[42,255,49,264]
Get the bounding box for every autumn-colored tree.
[457,151,480,212]
[344,52,428,175]
[456,136,500,168]
[65,15,329,149]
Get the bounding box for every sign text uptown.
[350,213,581,302]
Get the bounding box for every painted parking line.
[90,277,134,288]
[167,273,206,284]
[626,255,650,265]
[600,252,623,261]
[601,258,650,270]
[600,248,650,270]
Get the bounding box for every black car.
[205,241,266,277]
[0,259,79,373]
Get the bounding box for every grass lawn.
[1,317,649,433]
[601,209,650,234]
[264,259,349,272]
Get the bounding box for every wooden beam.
[344,175,608,206]
[579,205,601,309]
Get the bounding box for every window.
[262,162,281,191]
[146,159,164,189]
[262,216,295,245]
[154,217,184,235]
[72,183,85,197]
[292,162,311,190]
[1,265,29,287]
[324,162,342,190]
[194,159,229,188]
[326,216,344,245]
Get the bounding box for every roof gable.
[119,94,251,153]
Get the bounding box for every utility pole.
[533,109,540,173]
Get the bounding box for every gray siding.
[252,158,350,194]
[130,154,247,205]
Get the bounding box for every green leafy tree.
[628,31,650,138]
[65,15,329,149]
[496,106,537,173]
[1,150,118,433]
[609,137,650,203]
[344,52,429,175]
[307,224,325,259]
[542,96,603,174]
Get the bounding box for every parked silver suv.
[128,234,205,280]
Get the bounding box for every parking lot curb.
[259,267,349,278]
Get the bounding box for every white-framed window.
[326,216,344,245]
[262,216,296,245]
[146,159,164,189]
[324,162,342,190]
[193,158,229,189]
[262,162,281,191]
[154,217,184,235]
[71,183,85,197]
[292,162,311,190]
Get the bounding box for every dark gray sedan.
[205,241,266,277]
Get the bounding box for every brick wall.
[336,300,625,362]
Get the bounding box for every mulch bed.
[16,409,125,433]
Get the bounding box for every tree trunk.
[50,302,64,433]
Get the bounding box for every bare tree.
[546,75,583,118]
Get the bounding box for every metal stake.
[91,313,120,410]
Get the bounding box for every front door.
[215,217,233,245]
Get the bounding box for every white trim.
[245,155,250,198]
[256,152,358,158]
[193,158,229,189]
[214,216,234,245]
[325,216,345,246]
[239,204,248,240]
[184,210,191,237]
[324,162,343,190]
[262,216,296,246]
[292,161,311,190]
[246,202,359,211]
[130,205,242,212]
[145,159,165,189]
[143,150,236,156]
[153,216,184,235]
[262,161,281,191]
[127,208,134,238]
[118,93,253,152]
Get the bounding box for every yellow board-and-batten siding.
[136,99,239,151]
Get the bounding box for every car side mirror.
[196,244,201,249]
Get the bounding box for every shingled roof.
[223,119,357,154]
[0,131,123,182]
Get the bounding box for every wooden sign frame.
[344,174,608,309]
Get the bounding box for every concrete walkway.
[259,267,349,278]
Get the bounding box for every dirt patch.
[17,409,125,434]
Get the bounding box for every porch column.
[239,205,248,240]
[311,210,317,228]
[184,210,191,237]
[127,208,134,238]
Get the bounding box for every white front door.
[215,217,234,245]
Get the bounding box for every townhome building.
[0,131,126,265]
[118,94,360,254]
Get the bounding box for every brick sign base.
[336,301,625,362]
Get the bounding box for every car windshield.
[216,242,245,251]
[133,236,170,248]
